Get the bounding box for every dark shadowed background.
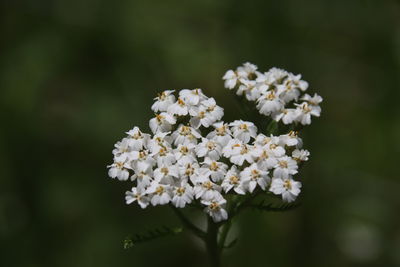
[1,0,400,266]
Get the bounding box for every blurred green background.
[1,0,400,266]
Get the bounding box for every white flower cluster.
[223,62,323,125]
[108,88,310,222]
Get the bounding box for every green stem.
[171,206,206,240]
[218,220,232,250]
[206,217,221,267]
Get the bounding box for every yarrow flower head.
[107,64,322,225]
[223,62,323,125]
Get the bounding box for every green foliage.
[223,238,238,249]
[266,120,279,135]
[250,200,301,213]
[123,226,183,249]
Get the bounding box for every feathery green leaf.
[123,226,183,249]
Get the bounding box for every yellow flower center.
[240,145,248,155]
[207,105,216,112]
[260,150,269,159]
[116,162,124,169]
[216,126,226,136]
[302,103,311,113]
[176,187,186,195]
[229,176,239,184]
[251,169,260,179]
[177,98,185,106]
[203,181,213,190]
[180,126,191,136]
[180,146,189,154]
[156,186,165,195]
[279,160,288,168]
[262,137,271,145]
[161,167,169,175]
[156,114,164,122]
[288,130,298,137]
[266,91,275,100]
[283,179,292,190]
[158,92,167,100]
[206,141,216,150]
[185,166,194,176]
[209,202,221,211]
[139,151,147,159]
[239,124,248,130]
[210,162,219,171]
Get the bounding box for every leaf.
[123,226,183,249]
[223,238,238,249]
[250,200,301,212]
[266,120,278,135]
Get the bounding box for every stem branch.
[171,206,206,240]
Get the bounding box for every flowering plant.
[107,62,322,266]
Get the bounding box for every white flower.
[199,157,228,182]
[171,125,201,145]
[167,97,189,116]
[174,143,196,164]
[301,93,323,106]
[179,162,200,182]
[222,139,243,158]
[194,180,222,200]
[237,62,258,79]
[276,78,301,103]
[130,150,155,169]
[149,112,176,134]
[267,67,288,81]
[202,195,228,222]
[279,131,302,147]
[273,108,298,124]
[109,76,320,218]
[148,132,172,152]
[153,146,176,166]
[290,74,308,91]
[229,120,257,143]
[195,138,222,160]
[229,144,255,166]
[126,127,150,151]
[240,163,270,193]
[273,156,298,178]
[221,166,245,194]
[179,88,206,105]
[237,80,257,100]
[245,83,263,101]
[292,149,310,162]
[131,160,153,187]
[200,98,224,122]
[295,102,321,125]
[206,122,232,146]
[256,90,283,115]
[270,177,301,202]
[254,133,271,146]
[189,105,217,129]
[251,145,278,170]
[171,180,194,208]
[154,163,179,183]
[112,138,131,157]
[108,160,130,181]
[223,70,239,89]
[126,187,150,208]
[263,136,286,157]
[151,90,176,112]
[146,182,172,206]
